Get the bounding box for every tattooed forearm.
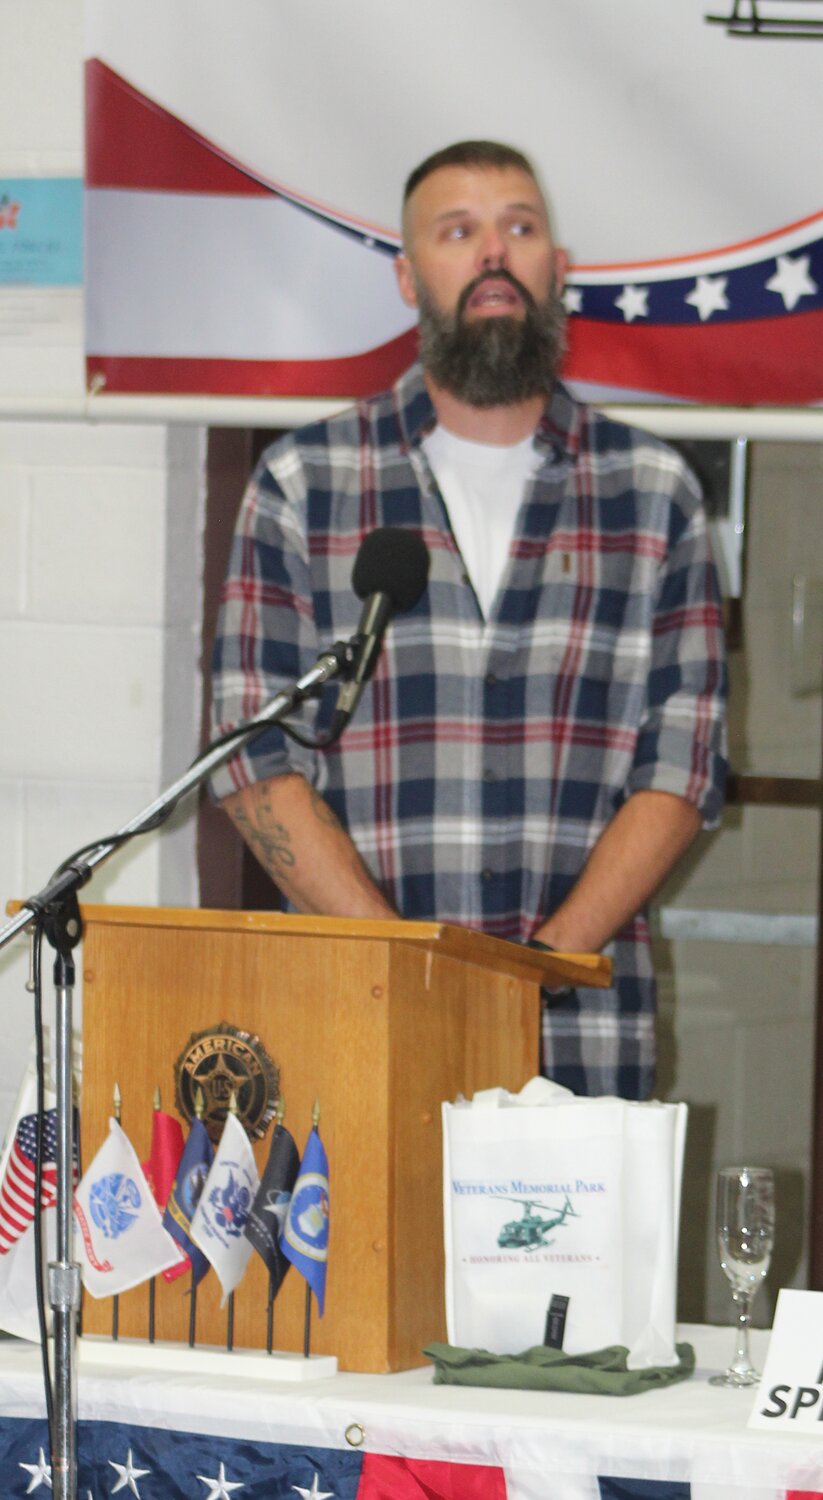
[222,773,397,918]
[231,801,296,874]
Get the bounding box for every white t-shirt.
[422,425,539,618]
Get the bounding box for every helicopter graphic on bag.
[497,1195,579,1252]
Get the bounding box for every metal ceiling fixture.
[705,0,823,36]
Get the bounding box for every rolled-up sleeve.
[210,441,320,801]
[627,468,728,826]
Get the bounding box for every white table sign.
[749,1288,823,1431]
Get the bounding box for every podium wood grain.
[74,905,609,1371]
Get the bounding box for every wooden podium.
[78,904,610,1372]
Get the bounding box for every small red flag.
[142,1109,184,1211]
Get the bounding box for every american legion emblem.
[174,1022,279,1144]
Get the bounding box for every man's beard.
[414,268,567,408]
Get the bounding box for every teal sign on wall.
[0,178,83,287]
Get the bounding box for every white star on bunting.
[292,1474,335,1500]
[562,285,583,314]
[614,285,649,322]
[765,253,818,311]
[685,274,730,321]
[109,1449,151,1497]
[196,1461,244,1499]
[19,1447,52,1492]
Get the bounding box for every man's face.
[395,164,568,406]
[397,163,563,321]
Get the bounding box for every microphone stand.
[0,636,359,1500]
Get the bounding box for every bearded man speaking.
[210,140,727,1100]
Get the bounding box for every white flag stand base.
[78,1334,338,1381]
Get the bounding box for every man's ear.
[395,253,419,309]
[553,248,569,292]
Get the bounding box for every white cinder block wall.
[0,1,205,1134]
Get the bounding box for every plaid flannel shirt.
[212,364,727,1099]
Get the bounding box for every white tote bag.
[443,1079,687,1368]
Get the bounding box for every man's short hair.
[403,140,538,206]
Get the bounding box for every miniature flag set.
[0,1058,329,1351]
[72,1108,328,1321]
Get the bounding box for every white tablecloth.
[1,1324,822,1498]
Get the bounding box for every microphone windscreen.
[351,528,430,613]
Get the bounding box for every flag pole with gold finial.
[266,1096,284,1355]
[111,1081,121,1342]
[188,1086,205,1349]
[303,1097,321,1359]
[226,1090,238,1352]
[147,1085,160,1344]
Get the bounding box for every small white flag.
[73,1119,181,1297]
[190,1113,259,1304]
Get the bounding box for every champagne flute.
[710,1166,774,1387]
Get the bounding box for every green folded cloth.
[422,1340,695,1396]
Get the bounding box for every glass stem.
[731,1289,754,1372]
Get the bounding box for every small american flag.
[0,1110,65,1255]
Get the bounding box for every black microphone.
[330,528,430,737]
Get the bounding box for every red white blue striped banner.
[84,3,823,405]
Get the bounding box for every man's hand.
[223,773,397,919]
[532,790,702,954]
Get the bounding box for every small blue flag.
[162,1118,214,1285]
[281,1128,329,1315]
